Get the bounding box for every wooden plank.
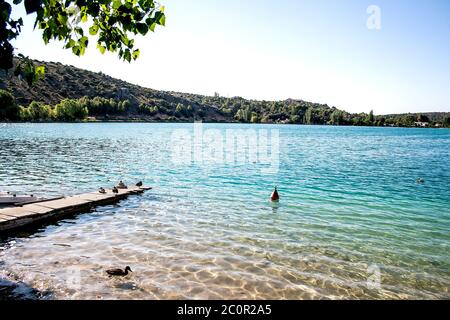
[22,204,55,215]
[0,207,41,218]
[14,196,64,206]
[0,185,152,234]
[33,197,90,210]
[74,193,117,202]
[0,214,16,221]
[106,188,132,195]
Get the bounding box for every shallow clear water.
[0,123,449,299]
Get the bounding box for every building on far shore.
[414,121,429,127]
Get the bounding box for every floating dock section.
[0,186,151,233]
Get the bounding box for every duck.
[106,266,132,277]
[136,181,143,187]
[271,187,280,202]
[416,178,425,184]
[117,180,128,189]
[99,187,106,194]
[112,186,119,194]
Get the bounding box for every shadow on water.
[271,201,280,214]
[0,202,126,300]
[0,207,98,242]
[0,208,93,300]
[0,212,86,300]
[0,276,54,300]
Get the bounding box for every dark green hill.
[1,59,449,127]
[1,59,227,122]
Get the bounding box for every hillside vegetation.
[1,59,449,127]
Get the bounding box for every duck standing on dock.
[117,181,128,189]
[271,187,280,202]
[112,186,119,194]
[106,266,132,277]
[99,187,106,194]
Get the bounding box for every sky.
[9,0,450,115]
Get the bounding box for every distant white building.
[414,122,429,127]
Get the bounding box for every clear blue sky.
[10,0,450,114]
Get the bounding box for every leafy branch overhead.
[0,0,165,85]
[14,53,45,84]
[16,0,166,62]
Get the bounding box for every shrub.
[0,89,18,120]
[27,101,52,120]
[250,112,259,123]
[18,106,31,121]
[54,99,88,121]
[445,117,450,128]
[138,103,159,115]
[18,102,54,121]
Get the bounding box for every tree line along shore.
[1,59,449,127]
[1,89,449,128]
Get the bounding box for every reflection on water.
[0,123,449,299]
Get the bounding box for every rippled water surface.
[0,123,449,299]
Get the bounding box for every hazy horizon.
[9,0,450,115]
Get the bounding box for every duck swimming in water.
[271,187,280,202]
[99,187,106,194]
[416,178,425,184]
[106,266,132,277]
[136,181,143,187]
[112,186,119,194]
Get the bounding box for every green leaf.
[81,12,88,23]
[65,39,76,49]
[57,13,68,25]
[42,28,51,44]
[159,14,165,26]
[72,45,80,56]
[136,23,148,35]
[35,65,45,77]
[24,0,40,14]
[75,27,84,36]
[88,2,100,17]
[89,24,99,35]
[97,44,106,54]
[79,36,89,47]
[154,12,166,26]
[132,49,140,60]
[113,0,122,10]
[123,49,131,62]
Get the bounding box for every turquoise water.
[0,123,449,299]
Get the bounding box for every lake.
[0,123,449,299]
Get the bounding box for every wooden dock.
[0,186,152,233]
